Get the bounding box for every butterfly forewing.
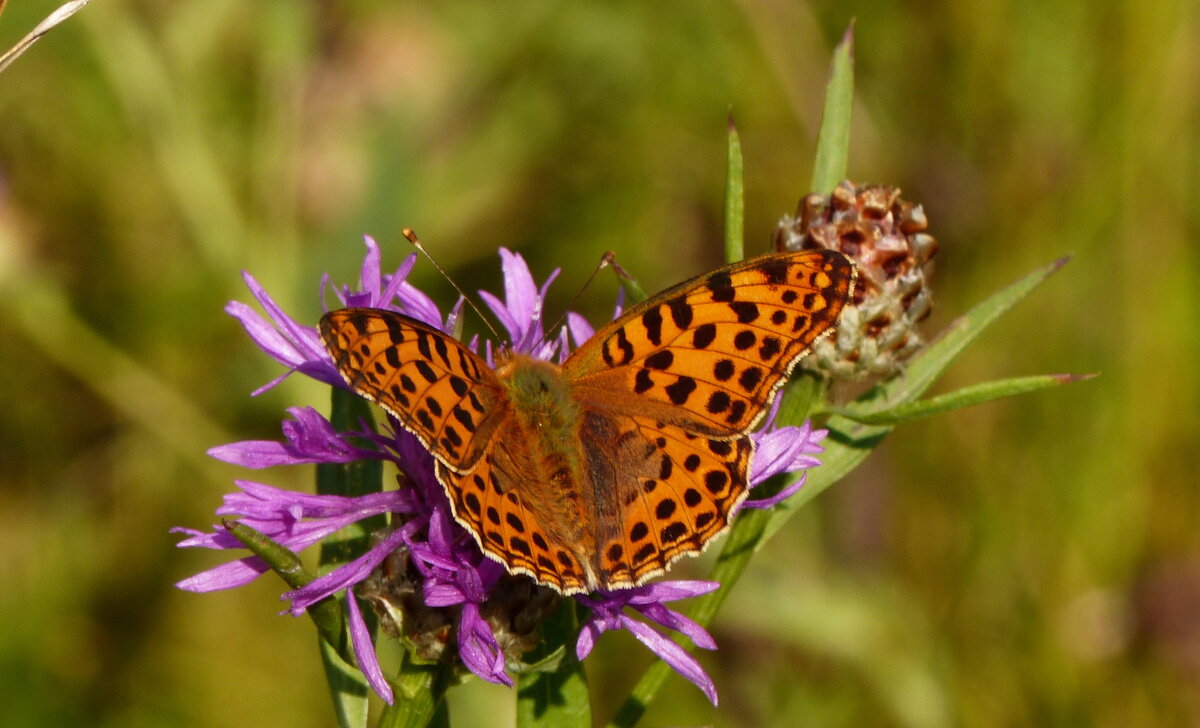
[320,309,504,471]
[564,249,853,437]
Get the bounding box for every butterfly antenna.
[403,228,503,343]
[542,250,619,343]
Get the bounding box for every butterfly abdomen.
[495,356,602,581]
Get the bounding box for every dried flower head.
[776,180,938,379]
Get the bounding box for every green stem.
[517,601,592,728]
[377,655,451,728]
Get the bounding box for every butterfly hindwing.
[436,441,595,594]
[581,413,752,589]
[564,249,853,437]
[320,308,503,471]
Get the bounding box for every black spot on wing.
[737,366,763,393]
[761,257,790,285]
[706,270,735,303]
[692,323,717,350]
[642,307,664,346]
[664,376,697,405]
[667,298,693,329]
[414,360,439,383]
[729,301,759,323]
[644,350,674,370]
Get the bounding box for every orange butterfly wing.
[322,310,600,592]
[435,446,596,594]
[564,249,853,435]
[319,309,504,472]
[560,249,853,588]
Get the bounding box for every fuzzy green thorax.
[498,355,585,473]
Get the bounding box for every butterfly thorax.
[493,355,599,573]
[496,355,582,458]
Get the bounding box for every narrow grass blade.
[0,0,91,74]
[724,114,745,263]
[809,23,855,195]
[828,373,1097,425]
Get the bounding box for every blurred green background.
[1,1,1196,726]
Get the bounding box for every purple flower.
[175,236,828,706]
[577,581,721,704]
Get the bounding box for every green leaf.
[517,601,592,728]
[810,23,855,195]
[763,255,1072,539]
[827,372,1096,425]
[377,655,451,728]
[724,114,745,263]
[320,637,370,728]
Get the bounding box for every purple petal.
[226,274,342,391]
[376,253,418,310]
[218,480,414,522]
[520,265,560,351]
[749,422,826,485]
[207,440,307,468]
[209,407,390,468]
[575,621,601,660]
[392,280,445,328]
[566,312,594,349]
[242,273,328,362]
[284,527,409,614]
[174,555,270,592]
[499,248,539,332]
[457,602,512,686]
[477,248,559,352]
[618,614,718,705]
[596,580,719,606]
[347,590,394,704]
[358,235,383,299]
[743,472,808,510]
[632,602,717,650]
[478,289,518,344]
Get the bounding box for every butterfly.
[320,249,853,595]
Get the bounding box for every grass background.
[1,1,1196,726]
